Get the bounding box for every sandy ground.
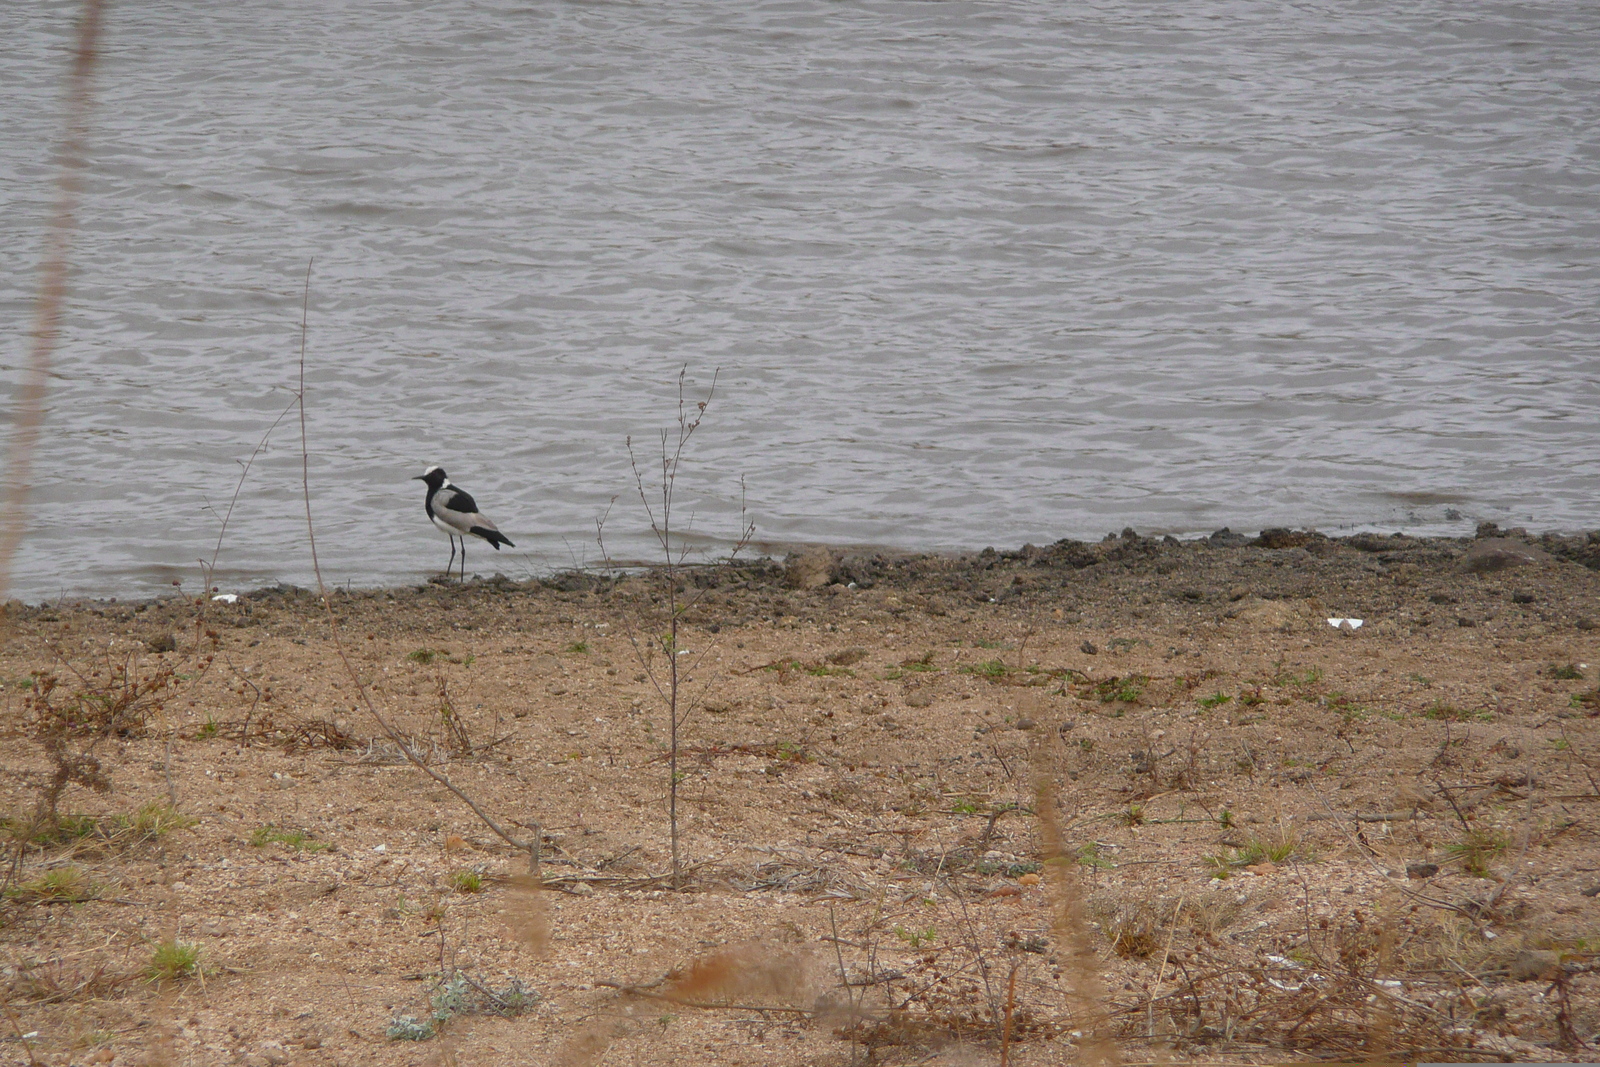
[3,527,1599,1066]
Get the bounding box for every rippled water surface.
[3,1,1598,601]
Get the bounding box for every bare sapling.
[597,367,753,887]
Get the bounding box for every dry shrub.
[841,948,1066,1056]
[1126,908,1473,1057]
[1094,897,1169,960]
[4,956,135,1004]
[20,650,182,828]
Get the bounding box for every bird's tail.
[471,526,514,549]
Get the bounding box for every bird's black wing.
[440,486,480,514]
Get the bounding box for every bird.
[413,466,514,580]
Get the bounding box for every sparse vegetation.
[146,938,200,981]
[1423,700,1494,722]
[388,972,537,1040]
[1089,674,1146,703]
[6,866,91,903]
[249,825,329,851]
[1446,826,1509,877]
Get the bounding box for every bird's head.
[414,465,448,490]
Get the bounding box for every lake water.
[3,0,1598,602]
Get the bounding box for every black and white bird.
[413,466,514,580]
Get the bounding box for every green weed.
[894,925,938,948]
[450,868,484,894]
[1198,692,1231,709]
[6,866,91,902]
[962,659,1009,678]
[1076,842,1114,869]
[1445,827,1508,878]
[1423,701,1493,723]
[1092,675,1146,703]
[250,825,330,852]
[119,802,197,841]
[146,938,200,981]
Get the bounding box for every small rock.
[1080,640,1098,656]
[826,647,868,666]
[1014,718,1036,731]
[1405,862,1439,880]
[1255,528,1309,549]
[1460,538,1554,574]
[1580,884,1600,898]
[784,547,835,590]
[1578,617,1597,631]
[1507,948,1561,981]
[1018,873,1041,886]
[1457,616,1476,627]
[567,881,595,897]
[1209,527,1250,547]
[905,690,934,708]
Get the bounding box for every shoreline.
[16,522,1600,611]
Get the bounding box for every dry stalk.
[0,0,105,603]
[1029,694,1122,1067]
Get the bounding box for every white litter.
[1327,617,1363,630]
[212,593,238,603]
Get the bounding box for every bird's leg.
[460,540,467,581]
[446,536,457,577]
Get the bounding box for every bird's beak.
[412,475,425,481]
